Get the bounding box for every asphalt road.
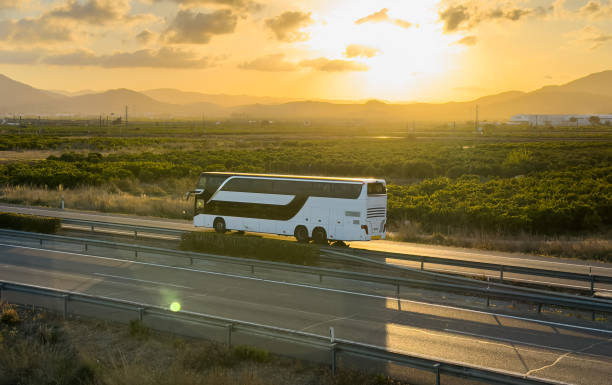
[1,204,611,290]
[0,242,610,384]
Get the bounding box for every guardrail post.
[251,265,254,275]
[433,363,440,385]
[91,225,94,232]
[590,268,595,294]
[39,238,43,247]
[138,307,144,322]
[537,303,542,314]
[420,258,424,270]
[134,249,138,260]
[499,266,504,283]
[84,243,88,252]
[63,294,69,319]
[226,323,233,348]
[134,230,138,240]
[330,327,336,375]
[0,283,3,302]
[189,257,193,266]
[319,274,323,283]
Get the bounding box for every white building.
[508,114,612,127]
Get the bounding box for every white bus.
[188,172,387,244]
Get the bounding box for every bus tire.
[312,227,328,245]
[294,226,309,243]
[213,218,226,233]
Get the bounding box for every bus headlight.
[196,200,204,208]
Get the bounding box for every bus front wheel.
[213,218,226,233]
[312,227,328,245]
[294,226,309,243]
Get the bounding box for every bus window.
[367,183,386,195]
[196,176,207,189]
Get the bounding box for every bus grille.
[367,207,386,219]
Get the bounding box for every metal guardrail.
[324,248,612,293]
[58,215,611,293]
[1,228,611,317]
[62,218,185,238]
[0,280,570,385]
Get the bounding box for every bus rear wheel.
[213,218,226,233]
[294,226,309,243]
[312,227,328,245]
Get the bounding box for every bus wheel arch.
[312,227,328,245]
[294,225,309,243]
[213,217,226,233]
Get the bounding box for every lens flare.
[170,302,181,312]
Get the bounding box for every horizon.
[1,1,612,102]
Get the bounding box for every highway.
[1,203,611,289]
[0,241,610,384]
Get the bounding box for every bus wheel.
[294,226,309,243]
[312,227,328,245]
[213,218,226,233]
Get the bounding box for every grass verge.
[0,303,412,385]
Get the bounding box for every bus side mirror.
[185,191,191,200]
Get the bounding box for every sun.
[302,1,460,100]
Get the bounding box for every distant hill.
[142,89,297,107]
[0,74,65,111]
[534,70,612,98]
[1,70,612,119]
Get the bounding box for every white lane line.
[444,328,612,359]
[524,337,612,376]
[300,313,359,332]
[2,242,612,335]
[92,272,193,289]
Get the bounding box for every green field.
[1,121,610,259]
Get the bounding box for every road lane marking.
[92,272,193,289]
[2,242,612,335]
[300,313,359,332]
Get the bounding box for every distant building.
[508,114,612,127]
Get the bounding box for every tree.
[589,116,601,126]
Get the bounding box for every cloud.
[570,25,612,49]
[299,57,368,72]
[579,0,612,18]
[264,11,314,42]
[454,35,477,45]
[151,0,262,12]
[239,53,297,71]
[355,8,412,28]
[0,16,73,43]
[0,49,43,64]
[0,0,20,9]
[136,29,154,44]
[438,2,543,33]
[344,44,380,58]
[42,47,215,68]
[48,0,129,25]
[439,5,470,32]
[164,9,237,44]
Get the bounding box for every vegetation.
[0,212,61,234]
[0,304,413,385]
[180,231,320,266]
[0,122,610,259]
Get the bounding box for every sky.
[0,0,611,102]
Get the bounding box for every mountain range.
[1,71,612,121]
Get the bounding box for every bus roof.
[201,171,383,184]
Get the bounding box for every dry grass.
[389,221,612,262]
[0,185,191,220]
[0,305,412,385]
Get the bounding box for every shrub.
[180,231,320,266]
[0,212,61,234]
[128,320,150,340]
[232,345,270,363]
[1,303,20,325]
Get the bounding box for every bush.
[180,231,319,266]
[1,303,20,325]
[0,212,61,234]
[128,320,150,340]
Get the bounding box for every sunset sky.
[0,0,611,102]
